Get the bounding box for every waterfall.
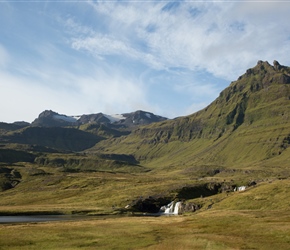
[173,201,181,215]
[159,201,182,215]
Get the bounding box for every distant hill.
[0,122,29,133]
[0,126,103,152]
[0,110,167,153]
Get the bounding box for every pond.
[0,215,85,224]
[0,213,164,224]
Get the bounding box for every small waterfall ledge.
[127,194,202,214]
[159,201,182,215]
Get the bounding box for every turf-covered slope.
[0,127,103,152]
[92,60,290,169]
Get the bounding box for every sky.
[1,1,290,123]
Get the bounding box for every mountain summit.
[31,110,78,127]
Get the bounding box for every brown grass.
[0,209,290,250]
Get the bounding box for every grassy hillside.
[0,127,103,152]
[91,61,290,173]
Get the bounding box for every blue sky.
[1,1,290,123]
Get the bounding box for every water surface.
[0,215,81,224]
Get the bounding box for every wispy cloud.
[74,1,290,80]
[0,61,149,122]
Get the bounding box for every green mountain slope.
[91,61,290,171]
[0,127,103,152]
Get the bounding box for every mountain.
[1,60,290,170]
[0,110,167,153]
[31,110,110,127]
[31,110,78,127]
[90,60,290,170]
[31,110,167,129]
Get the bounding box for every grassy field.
[0,162,290,249]
[1,207,289,249]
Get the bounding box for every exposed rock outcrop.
[129,196,172,213]
[0,167,22,191]
[127,182,236,214]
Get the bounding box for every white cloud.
[0,69,81,123]
[72,34,134,58]
[0,24,150,123]
[70,70,150,115]
[78,1,290,80]
[0,55,150,123]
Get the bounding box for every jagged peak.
[273,60,283,70]
[251,60,272,72]
[38,110,58,117]
[217,60,290,109]
[254,60,287,72]
[237,60,289,81]
[256,60,270,66]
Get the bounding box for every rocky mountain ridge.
[30,110,168,129]
[0,110,168,153]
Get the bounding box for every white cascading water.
[159,201,181,215]
[173,201,181,215]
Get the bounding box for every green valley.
[1,61,290,249]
